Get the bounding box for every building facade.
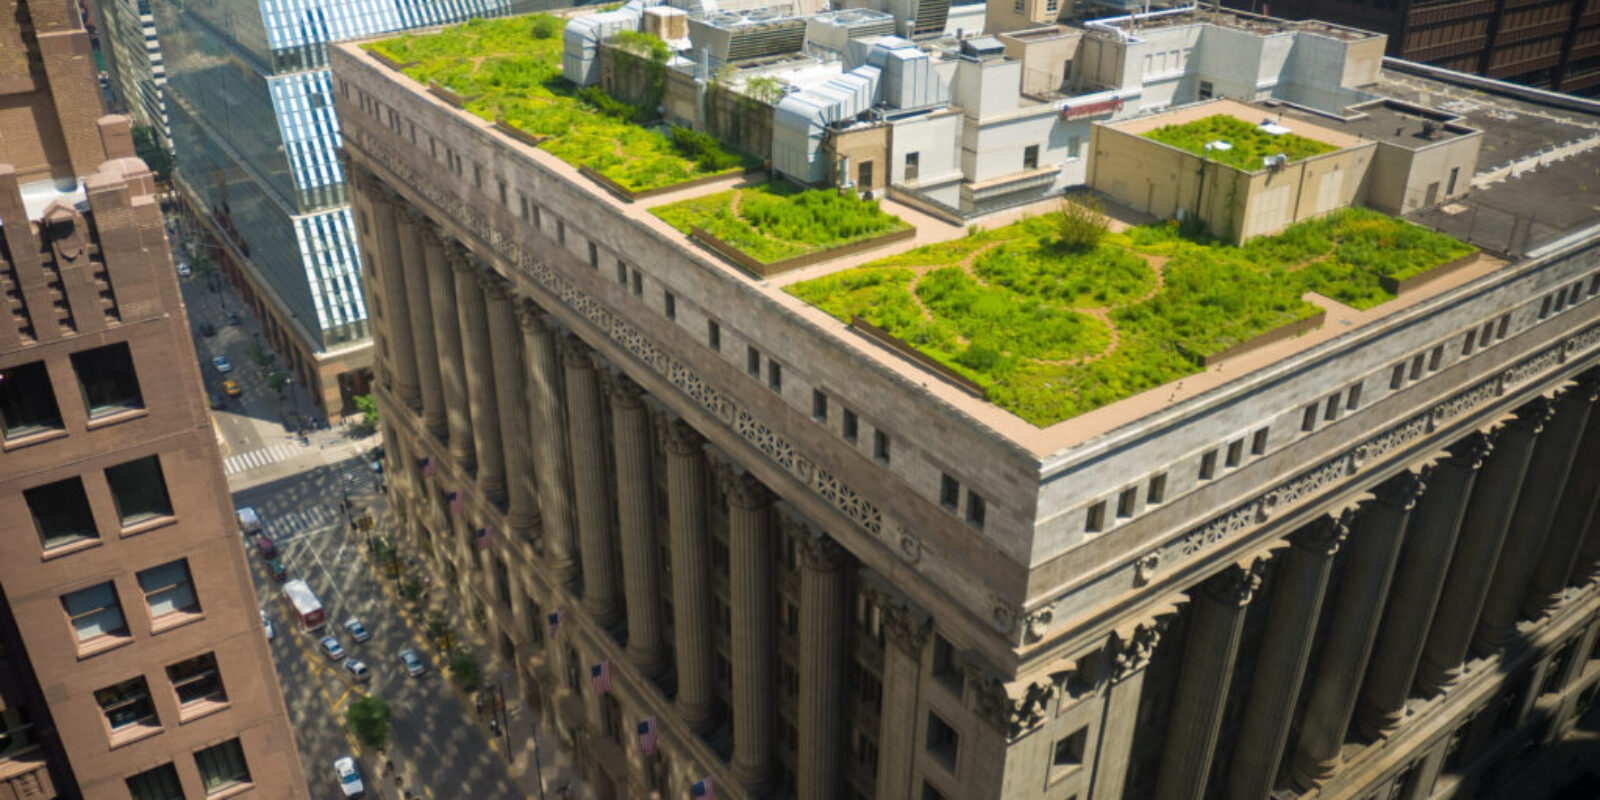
[334,14,1600,800]
[89,0,170,149]
[0,1,308,798]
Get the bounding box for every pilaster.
[724,466,775,792]
[458,263,507,503]
[1527,373,1600,613]
[796,526,851,800]
[608,371,666,676]
[872,581,931,800]
[518,304,579,585]
[485,275,537,530]
[664,417,715,732]
[400,207,445,431]
[563,336,619,627]
[365,187,420,409]
[435,241,475,469]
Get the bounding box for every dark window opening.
[843,409,859,442]
[708,320,721,351]
[1086,501,1106,532]
[966,492,986,529]
[874,429,891,463]
[95,676,157,731]
[1226,438,1244,467]
[106,455,174,526]
[126,763,183,800]
[0,361,62,439]
[814,390,829,422]
[926,712,960,769]
[72,342,143,417]
[747,346,761,377]
[1023,144,1039,170]
[1147,473,1167,504]
[1199,450,1218,480]
[167,652,226,706]
[664,292,676,320]
[940,473,959,509]
[26,478,98,548]
[1251,427,1269,455]
[769,361,783,392]
[1116,487,1136,518]
[194,739,251,794]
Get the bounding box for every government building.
[333,2,1600,798]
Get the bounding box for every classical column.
[563,337,620,627]
[456,262,507,503]
[434,242,474,468]
[1416,406,1545,693]
[609,372,665,675]
[399,207,444,432]
[1154,563,1262,800]
[797,528,851,800]
[518,306,578,585]
[1527,375,1600,612]
[874,587,931,800]
[1225,512,1352,800]
[664,419,715,732]
[1291,471,1426,790]
[365,189,419,408]
[1356,433,1493,738]
[725,468,775,791]
[1091,618,1170,800]
[1476,388,1593,650]
[486,277,538,531]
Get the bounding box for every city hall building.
[333,4,1600,799]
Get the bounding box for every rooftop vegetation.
[365,16,750,193]
[786,206,1474,427]
[1144,115,1338,170]
[651,181,911,264]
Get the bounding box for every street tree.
[426,613,455,653]
[449,651,481,691]
[344,695,390,749]
[354,394,380,429]
[266,371,289,395]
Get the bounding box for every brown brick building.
[0,0,309,797]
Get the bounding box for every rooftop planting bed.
[365,16,749,193]
[651,181,912,266]
[786,206,1474,427]
[1143,114,1338,170]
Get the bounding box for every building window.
[932,634,962,689]
[905,151,920,182]
[1481,320,1496,348]
[63,582,128,643]
[589,243,599,270]
[843,408,859,442]
[966,491,986,529]
[0,361,63,439]
[1147,473,1167,504]
[874,429,891,463]
[665,291,676,320]
[1199,80,1214,99]
[747,346,761,377]
[1250,427,1269,455]
[1428,345,1444,372]
[106,455,174,526]
[1085,500,1106,532]
[1302,404,1319,432]
[926,711,960,770]
[137,559,199,620]
[95,676,158,733]
[769,361,783,392]
[0,708,36,759]
[1345,384,1362,410]
[497,180,508,206]
[1225,438,1243,467]
[72,342,143,418]
[858,160,873,188]
[707,320,721,351]
[1324,393,1341,421]
[1447,166,1460,195]
[557,221,566,246]
[615,260,628,286]
[519,194,530,221]
[940,473,960,509]
[473,163,483,189]
[1023,144,1039,170]
[814,390,829,422]
[1050,726,1087,779]
[1116,487,1136,518]
[26,477,98,549]
[168,652,226,708]
[127,763,184,800]
[1539,295,1553,319]
[194,738,251,794]
[1391,363,1407,390]
[1199,449,1218,480]
[1496,314,1509,339]
[631,270,643,297]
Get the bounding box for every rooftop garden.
[651,181,912,265]
[1144,115,1338,170]
[365,16,750,194]
[786,205,1474,427]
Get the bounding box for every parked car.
[319,636,346,661]
[333,756,364,798]
[222,378,242,397]
[198,322,215,337]
[344,659,370,682]
[176,262,191,277]
[237,506,262,536]
[343,618,371,643]
[212,355,233,374]
[207,392,225,410]
[261,610,274,641]
[226,311,241,326]
[266,557,287,582]
[253,535,276,559]
[398,648,426,677]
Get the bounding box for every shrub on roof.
[1143,115,1338,170]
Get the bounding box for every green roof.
[651,181,911,265]
[1143,114,1339,170]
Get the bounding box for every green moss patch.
[366,16,750,193]
[651,182,911,264]
[1143,115,1338,170]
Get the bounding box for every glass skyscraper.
[157,0,519,416]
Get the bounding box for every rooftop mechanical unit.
[805,9,897,57]
[688,7,808,63]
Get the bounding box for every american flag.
[476,526,495,551]
[447,492,463,514]
[420,455,438,478]
[546,608,564,639]
[590,660,612,695]
[690,778,714,799]
[636,716,658,756]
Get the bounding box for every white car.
[399,648,426,677]
[319,636,346,661]
[261,609,274,641]
[333,756,364,797]
[212,355,233,374]
[176,262,192,277]
[344,659,370,682]
[343,618,371,643]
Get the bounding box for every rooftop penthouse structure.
[335,6,1600,800]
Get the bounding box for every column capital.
[515,301,555,334]
[881,594,932,656]
[1290,509,1356,555]
[718,463,770,511]
[1108,616,1172,682]
[418,217,445,249]
[478,270,510,300]
[1445,429,1497,471]
[660,417,704,458]
[798,529,849,573]
[401,202,433,230]
[445,240,477,273]
[559,335,594,369]
[1373,470,1428,511]
[601,368,645,410]
[1200,561,1265,606]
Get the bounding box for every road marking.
[223,443,302,476]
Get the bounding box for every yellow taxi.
[223,378,242,398]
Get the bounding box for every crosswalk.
[261,506,338,541]
[223,444,302,476]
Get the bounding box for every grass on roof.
[365,16,750,193]
[650,182,912,264]
[1144,115,1338,170]
[785,207,1474,427]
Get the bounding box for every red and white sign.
[1060,96,1125,120]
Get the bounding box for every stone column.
[455,262,507,503]
[1154,563,1262,800]
[1527,375,1600,612]
[518,306,578,586]
[797,529,851,800]
[486,277,538,531]
[435,242,474,469]
[1416,405,1546,693]
[1291,471,1426,790]
[398,208,444,433]
[366,189,419,408]
[562,337,620,627]
[1091,619,1170,800]
[1356,433,1493,738]
[874,589,931,800]
[1225,512,1352,800]
[1476,388,1593,650]
[664,419,715,732]
[608,372,665,676]
[724,468,775,791]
